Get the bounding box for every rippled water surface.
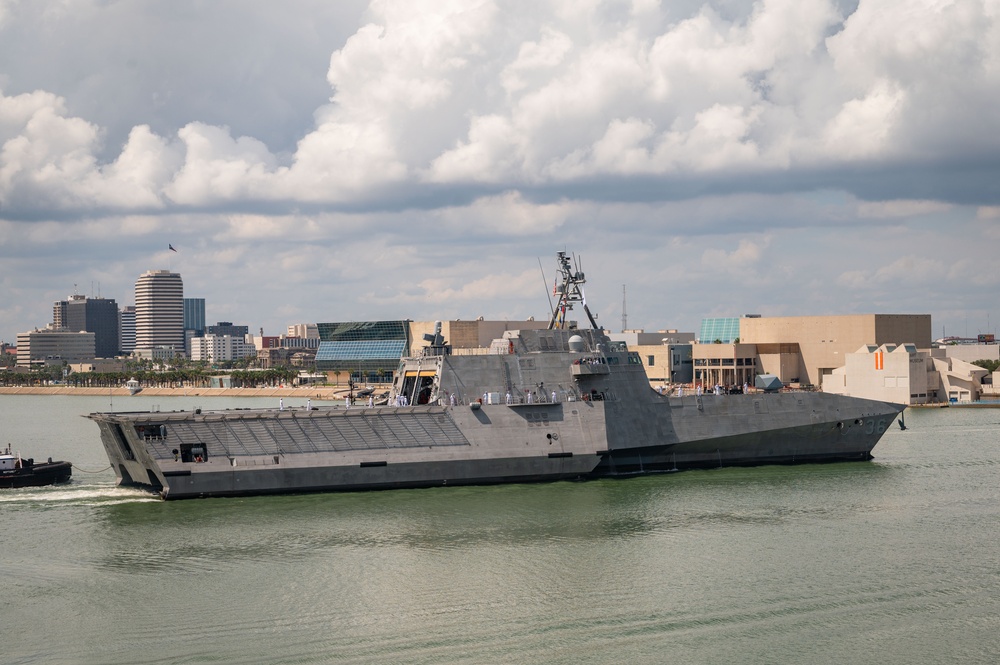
[3,396,999,664]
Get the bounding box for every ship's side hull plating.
[88,389,902,500]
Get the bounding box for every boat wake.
[0,482,159,506]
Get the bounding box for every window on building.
[647,355,655,366]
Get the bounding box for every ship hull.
[87,391,902,500]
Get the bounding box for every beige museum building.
[680,314,991,404]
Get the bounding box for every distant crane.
[621,284,627,332]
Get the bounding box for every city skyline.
[1,1,998,344]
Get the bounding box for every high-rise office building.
[119,306,136,354]
[52,294,120,358]
[184,298,206,336]
[135,270,184,352]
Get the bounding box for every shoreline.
[0,386,360,399]
[3,385,998,406]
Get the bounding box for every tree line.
[0,367,301,388]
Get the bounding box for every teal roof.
[315,339,406,362]
[698,318,740,344]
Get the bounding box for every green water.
[2,396,999,664]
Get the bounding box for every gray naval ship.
[87,252,905,500]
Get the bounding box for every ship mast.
[547,251,600,330]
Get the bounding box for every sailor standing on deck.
[279,398,284,411]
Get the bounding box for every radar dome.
[568,335,586,352]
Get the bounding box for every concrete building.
[315,319,553,383]
[207,321,249,338]
[609,330,695,387]
[119,306,136,354]
[280,336,321,350]
[692,342,759,390]
[683,314,933,395]
[937,342,999,364]
[53,295,120,358]
[824,344,989,404]
[739,314,932,387]
[16,327,96,367]
[70,359,127,374]
[248,335,282,353]
[135,270,184,352]
[0,341,15,367]
[257,347,317,369]
[287,323,319,339]
[132,346,181,366]
[190,334,256,363]
[408,319,551,352]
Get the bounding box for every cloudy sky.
[2,0,998,345]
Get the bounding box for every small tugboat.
[0,445,72,489]
[126,377,142,395]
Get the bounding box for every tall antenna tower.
[547,251,599,330]
[621,284,627,332]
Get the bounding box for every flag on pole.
[552,279,558,296]
[169,244,177,252]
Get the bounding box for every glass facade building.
[698,318,742,344]
[53,296,120,358]
[119,306,136,354]
[315,321,409,380]
[184,298,206,336]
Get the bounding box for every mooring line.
[72,464,112,473]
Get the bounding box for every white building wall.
[190,334,255,362]
[824,344,985,404]
[287,323,319,339]
[16,329,96,367]
[931,356,988,403]
[939,344,999,364]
